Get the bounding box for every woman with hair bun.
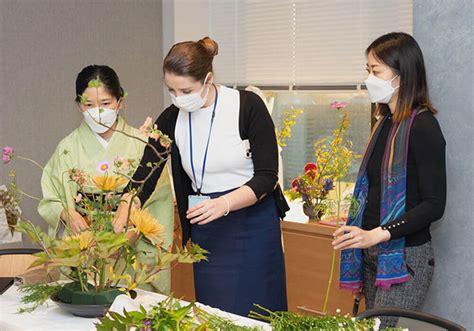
[114,37,289,316]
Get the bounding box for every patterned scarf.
[340,108,423,291]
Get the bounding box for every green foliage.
[17,283,62,313]
[87,77,102,88]
[78,94,89,105]
[249,305,376,331]
[96,297,262,330]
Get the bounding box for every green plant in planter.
[3,77,207,314]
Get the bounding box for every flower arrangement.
[287,161,335,220]
[2,77,207,315]
[286,101,357,223]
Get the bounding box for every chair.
[357,307,466,331]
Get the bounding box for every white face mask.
[169,73,211,112]
[364,74,399,104]
[83,107,118,133]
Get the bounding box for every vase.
[302,202,324,222]
[51,282,136,318]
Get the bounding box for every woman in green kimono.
[37,65,173,294]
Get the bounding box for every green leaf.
[87,78,102,88]
[78,94,89,105]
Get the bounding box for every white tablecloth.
[0,285,270,330]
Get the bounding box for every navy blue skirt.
[190,190,288,317]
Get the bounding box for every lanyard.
[189,85,218,195]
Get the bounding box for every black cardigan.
[127,90,289,245]
[362,111,447,246]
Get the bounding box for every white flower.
[373,318,381,331]
[74,193,83,203]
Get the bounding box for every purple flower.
[2,146,14,163]
[139,319,152,331]
[324,178,334,191]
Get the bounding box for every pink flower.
[330,101,348,109]
[114,156,130,171]
[97,161,110,173]
[139,117,153,134]
[2,146,14,163]
[68,168,87,186]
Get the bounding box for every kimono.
[38,116,173,294]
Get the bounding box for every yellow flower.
[73,230,95,250]
[129,208,164,245]
[92,175,128,191]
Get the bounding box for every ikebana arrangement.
[1,77,207,317]
[286,101,357,223]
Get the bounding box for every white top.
[175,85,254,194]
[93,131,109,148]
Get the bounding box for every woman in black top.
[113,37,288,317]
[332,32,446,327]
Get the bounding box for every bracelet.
[221,195,231,216]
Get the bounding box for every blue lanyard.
[189,85,218,195]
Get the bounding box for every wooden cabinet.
[282,221,363,316]
[170,213,363,314]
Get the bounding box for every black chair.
[357,308,466,331]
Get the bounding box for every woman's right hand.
[61,208,89,234]
[112,193,140,233]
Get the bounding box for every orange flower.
[92,175,128,191]
[129,208,164,245]
[71,230,95,250]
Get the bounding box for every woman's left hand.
[332,225,391,250]
[187,197,228,225]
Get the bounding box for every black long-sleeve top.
[362,111,447,246]
[126,89,289,245]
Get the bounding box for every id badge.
[188,195,210,209]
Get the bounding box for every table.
[0,285,270,330]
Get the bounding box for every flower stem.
[322,181,342,313]
[16,156,45,171]
[16,188,41,202]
